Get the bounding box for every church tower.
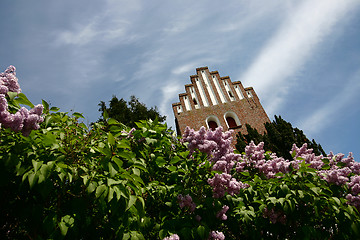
[172,67,270,139]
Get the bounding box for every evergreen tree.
[98,95,166,128]
[236,115,326,159]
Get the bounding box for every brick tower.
[172,67,270,140]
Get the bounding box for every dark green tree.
[98,95,166,128]
[236,115,326,159]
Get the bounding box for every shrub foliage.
[1,66,360,239]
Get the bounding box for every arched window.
[208,121,218,131]
[224,111,241,129]
[226,117,237,128]
[206,115,221,131]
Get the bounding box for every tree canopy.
[98,95,166,128]
[236,115,326,159]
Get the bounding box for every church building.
[172,67,270,139]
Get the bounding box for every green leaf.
[87,182,97,193]
[117,141,131,149]
[112,157,123,169]
[127,195,137,210]
[197,226,206,239]
[42,133,57,147]
[32,160,43,173]
[42,99,49,112]
[59,222,69,236]
[132,167,140,176]
[28,172,38,189]
[155,157,166,167]
[39,162,53,180]
[116,184,129,200]
[159,229,168,240]
[167,166,177,172]
[332,197,341,205]
[108,162,117,177]
[16,93,34,108]
[107,178,121,186]
[131,174,144,185]
[50,106,60,112]
[108,132,115,146]
[81,175,90,185]
[130,231,145,240]
[118,151,134,161]
[298,190,304,199]
[108,186,115,202]
[131,163,148,172]
[59,215,74,236]
[310,187,321,195]
[7,91,18,100]
[103,109,109,120]
[145,137,157,145]
[72,112,84,118]
[170,156,181,164]
[123,233,131,240]
[108,118,120,125]
[95,184,107,198]
[58,172,66,182]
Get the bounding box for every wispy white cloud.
[239,0,360,115]
[56,18,130,46]
[160,82,183,117]
[51,0,143,87]
[299,69,360,134]
[171,63,195,75]
[215,1,291,33]
[55,0,142,47]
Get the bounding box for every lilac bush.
[1,66,359,239]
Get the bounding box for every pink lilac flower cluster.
[263,207,286,224]
[346,175,360,210]
[0,66,44,136]
[216,205,229,220]
[208,173,249,198]
[208,230,225,240]
[290,143,324,170]
[182,126,237,173]
[236,141,292,178]
[163,234,180,240]
[177,194,196,212]
[182,127,248,198]
[0,65,21,94]
[319,167,352,186]
[318,152,360,186]
[121,127,136,138]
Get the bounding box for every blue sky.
[1,0,359,159]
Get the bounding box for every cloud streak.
[299,68,360,134]
[239,0,360,115]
